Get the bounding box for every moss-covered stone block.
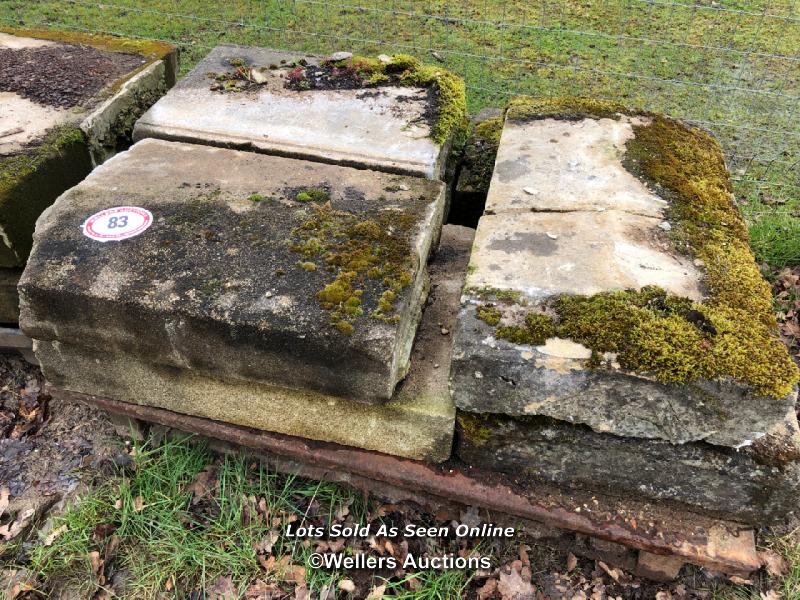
[0,28,177,270]
[27,225,473,462]
[451,96,799,451]
[20,139,446,402]
[134,45,465,180]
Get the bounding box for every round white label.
[82,206,153,242]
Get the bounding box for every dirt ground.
[0,44,145,108]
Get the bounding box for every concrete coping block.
[33,225,474,462]
[451,96,799,449]
[0,28,177,268]
[133,45,465,179]
[20,138,446,402]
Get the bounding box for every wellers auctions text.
[285,522,516,539]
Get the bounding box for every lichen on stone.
[468,96,799,399]
[288,201,417,334]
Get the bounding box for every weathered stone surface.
[0,268,21,323]
[451,100,798,450]
[456,412,800,524]
[21,139,445,402]
[452,304,797,446]
[134,45,451,179]
[466,211,703,303]
[33,225,472,461]
[486,116,668,217]
[0,29,176,268]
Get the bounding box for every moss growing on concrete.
[1,27,174,61]
[0,125,90,266]
[289,54,466,145]
[0,126,85,197]
[459,114,504,196]
[506,96,628,123]
[470,97,799,399]
[457,412,492,447]
[289,202,416,334]
[295,188,330,203]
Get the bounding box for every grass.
[0,0,797,268]
[27,436,359,598]
[17,434,493,598]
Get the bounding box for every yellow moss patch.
[456,413,492,446]
[289,202,416,334]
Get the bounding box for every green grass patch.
[28,436,359,597]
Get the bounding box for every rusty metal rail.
[48,384,762,577]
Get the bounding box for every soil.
[0,44,146,109]
[0,353,121,567]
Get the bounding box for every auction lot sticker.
[82,206,153,242]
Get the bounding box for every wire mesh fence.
[1,0,798,200]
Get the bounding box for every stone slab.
[33,225,472,461]
[456,411,800,525]
[134,45,450,179]
[466,211,703,303]
[0,29,177,268]
[20,139,446,402]
[485,116,668,217]
[451,303,798,447]
[450,101,798,449]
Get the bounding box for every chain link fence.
[2,0,798,201]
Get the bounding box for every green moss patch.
[288,202,416,335]
[471,97,799,399]
[0,126,85,197]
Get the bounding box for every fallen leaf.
[44,524,67,546]
[253,530,279,555]
[729,575,753,585]
[597,561,622,583]
[0,486,9,517]
[0,508,35,541]
[132,496,145,512]
[244,579,278,598]
[477,577,499,600]
[519,545,530,567]
[207,575,238,599]
[186,465,218,505]
[759,549,788,577]
[567,553,578,571]
[498,567,535,600]
[760,590,781,600]
[294,585,311,600]
[338,579,356,593]
[366,584,386,598]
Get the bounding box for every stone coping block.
[134,45,462,179]
[32,225,473,461]
[451,97,799,449]
[0,28,177,268]
[20,139,445,402]
[456,411,800,525]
